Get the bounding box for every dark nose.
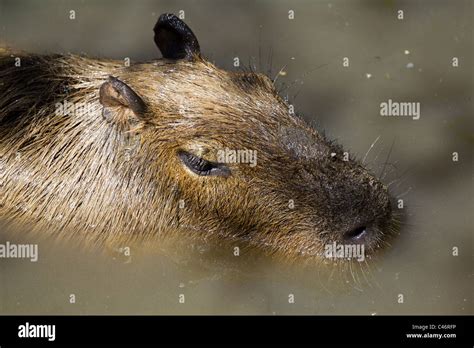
[343,225,369,244]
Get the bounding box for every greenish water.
[0,0,472,314]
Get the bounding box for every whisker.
[371,142,385,168]
[359,259,371,287]
[362,135,381,164]
[280,62,330,93]
[267,46,273,77]
[273,64,288,85]
[395,187,412,198]
[379,137,396,179]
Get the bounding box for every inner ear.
[153,13,200,60]
[99,76,147,127]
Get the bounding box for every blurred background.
[0,0,472,314]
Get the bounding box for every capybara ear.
[153,13,201,60]
[99,76,147,127]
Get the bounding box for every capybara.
[0,14,398,261]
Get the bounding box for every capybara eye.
[178,151,230,177]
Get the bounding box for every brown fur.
[0,47,397,261]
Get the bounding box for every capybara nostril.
[343,225,368,244]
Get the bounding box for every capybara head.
[96,14,395,259]
[0,14,397,262]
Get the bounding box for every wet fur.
[0,48,395,261]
